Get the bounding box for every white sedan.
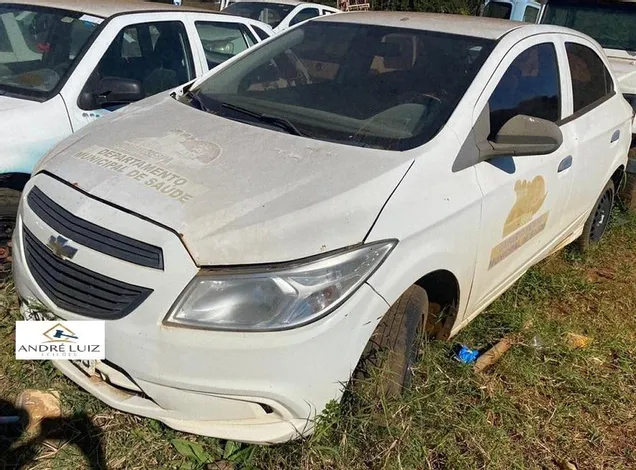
[13,12,632,444]
[223,0,340,32]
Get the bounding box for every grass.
[1,211,636,469]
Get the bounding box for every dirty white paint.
[12,17,634,445]
[0,9,272,179]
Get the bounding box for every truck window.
[195,21,253,69]
[566,42,614,113]
[483,2,512,20]
[488,43,561,138]
[523,6,540,23]
[289,8,320,27]
[94,21,194,99]
[252,25,270,41]
[542,2,636,52]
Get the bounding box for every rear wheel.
[622,150,636,211]
[578,180,614,251]
[0,188,20,280]
[355,285,429,398]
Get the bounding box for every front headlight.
[165,240,396,331]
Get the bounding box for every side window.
[488,43,561,138]
[195,22,252,69]
[523,6,540,23]
[289,8,320,26]
[252,25,271,41]
[92,21,194,104]
[566,42,614,114]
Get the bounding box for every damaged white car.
[13,13,632,443]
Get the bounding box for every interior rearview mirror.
[95,77,145,108]
[479,115,563,159]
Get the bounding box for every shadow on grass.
[0,398,106,469]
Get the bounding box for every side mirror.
[480,115,563,159]
[95,77,145,108]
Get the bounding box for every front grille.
[23,227,153,319]
[27,186,164,269]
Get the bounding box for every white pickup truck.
[0,0,273,274]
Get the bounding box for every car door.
[61,15,199,132]
[467,37,575,315]
[191,20,258,71]
[558,38,626,225]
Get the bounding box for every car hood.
[39,96,414,266]
[0,94,35,112]
[607,54,636,94]
[0,94,73,175]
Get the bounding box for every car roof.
[3,0,209,18]
[316,11,542,40]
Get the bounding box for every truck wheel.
[0,188,20,280]
[578,179,614,251]
[356,285,429,398]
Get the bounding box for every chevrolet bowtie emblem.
[46,236,78,261]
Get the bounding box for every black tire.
[0,188,20,280]
[578,179,615,251]
[356,285,429,398]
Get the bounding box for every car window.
[252,25,270,41]
[195,22,253,69]
[488,43,561,139]
[193,22,495,151]
[289,8,320,26]
[483,1,512,19]
[523,6,540,23]
[566,42,614,114]
[93,21,194,102]
[223,3,296,29]
[0,7,100,99]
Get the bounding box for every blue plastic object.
[456,345,480,364]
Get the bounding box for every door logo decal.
[503,176,547,237]
[489,176,549,269]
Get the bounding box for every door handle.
[558,155,573,173]
[611,129,621,143]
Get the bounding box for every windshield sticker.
[71,145,208,204]
[79,14,103,25]
[489,176,549,270]
[61,17,74,23]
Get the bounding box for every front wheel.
[578,179,615,251]
[0,188,20,279]
[355,285,429,398]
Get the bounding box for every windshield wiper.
[184,90,210,112]
[221,102,308,137]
